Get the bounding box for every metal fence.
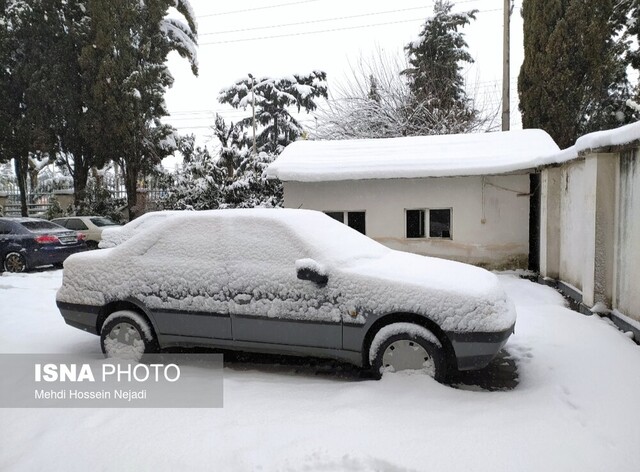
[1,187,169,218]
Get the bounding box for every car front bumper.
[447,323,515,371]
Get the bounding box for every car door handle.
[233,294,252,305]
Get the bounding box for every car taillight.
[35,234,60,244]
[77,232,86,241]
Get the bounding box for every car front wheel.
[369,322,446,381]
[100,310,158,361]
[4,252,27,273]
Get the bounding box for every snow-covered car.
[52,216,120,249]
[57,209,516,380]
[97,210,184,248]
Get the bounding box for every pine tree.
[163,135,225,211]
[213,115,247,180]
[80,0,198,219]
[402,0,478,134]
[519,0,632,149]
[0,0,55,215]
[218,71,328,154]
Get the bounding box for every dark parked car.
[0,217,88,272]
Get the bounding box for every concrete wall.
[540,148,640,327]
[539,168,562,279]
[558,160,588,291]
[615,148,640,321]
[284,174,530,269]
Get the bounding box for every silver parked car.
[56,209,516,380]
[52,216,120,249]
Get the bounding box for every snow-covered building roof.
[266,129,560,182]
[538,121,640,166]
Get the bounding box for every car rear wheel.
[369,322,446,381]
[4,252,26,273]
[86,240,99,250]
[100,310,158,361]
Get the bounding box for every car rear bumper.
[57,301,100,335]
[447,323,515,371]
[28,244,87,267]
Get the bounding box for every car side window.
[52,219,68,228]
[0,221,13,235]
[66,219,88,231]
[222,218,307,264]
[142,219,228,262]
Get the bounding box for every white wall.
[284,174,530,269]
[539,167,561,279]
[615,148,640,321]
[558,160,587,291]
[541,150,640,321]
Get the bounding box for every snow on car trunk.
[1,271,640,471]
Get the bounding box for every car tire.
[86,241,99,250]
[100,310,158,361]
[4,252,27,273]
[369,323,446,381]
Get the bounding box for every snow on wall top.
[265,129,560,182]
[539,120,640,166]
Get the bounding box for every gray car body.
[57,209,515,371]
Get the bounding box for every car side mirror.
[296,258,328,286]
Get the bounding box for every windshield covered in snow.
[280,210,390,266]
[121,209,390,268]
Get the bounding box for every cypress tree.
[519,0,632,149]
[80,0,198,219]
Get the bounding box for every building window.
[429,209,451,238]
[406,209,425,238]
[347,211,366,235]
[324,211,366,234]
[405,208,452,239]
[325,212,344,224]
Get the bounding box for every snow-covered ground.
[1,269,640,471]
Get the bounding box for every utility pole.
[502,0,511,131]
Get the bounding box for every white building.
[537,121,640,336]
[266,129,559,270]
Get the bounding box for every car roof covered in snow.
[265,129,560,182]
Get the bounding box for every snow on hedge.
[265,129,560,182]
[58,209,516,334]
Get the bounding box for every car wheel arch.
[361,312,457,371]
[97,300,159,343]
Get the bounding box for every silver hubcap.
[5,254,24,272]
[382,340,435,375]
[104,322,144,360]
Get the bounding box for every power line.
[200,6,432,36]
[199,9,501,46]
[198,0,322,19]
[200,18,424,45]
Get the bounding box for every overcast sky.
[163,0,524,162]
